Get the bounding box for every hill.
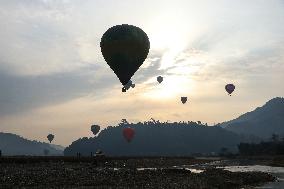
[220,97,284,138]
[0,132,63,156]
[64,120,245,156]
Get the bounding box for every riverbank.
[0,157,276,188]
[238,155,284,167]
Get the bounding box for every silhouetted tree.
[64,120,242,156]
[219,147,229,156]
[271,134,279,142]
[238,139,284,156]
[43,149,49,156]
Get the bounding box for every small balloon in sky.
[123,127,135,142]
[91,125,100,136]
[47,134,54,143]
[157,76,163,83]
[100,24,150,86]
[181,97,187,104]
[225,84,235,96]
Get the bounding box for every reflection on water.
[109,164,284,188]
[136,167,203,173]
[185,168,204,173]
[221,165,284,174]
[137,168,157,171]
[172,165,204,173]
[220,165,284,189]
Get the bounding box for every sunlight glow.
[142,75,193,100]
[147,13,191,70]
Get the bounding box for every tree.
[271,134,279,142]
[219,147,228,156]
[43,149,49,156]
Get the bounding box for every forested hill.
[64,120,250,156]
[220,97,284,138]
[0,132,63,156]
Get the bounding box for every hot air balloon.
[181,97,187,104]
[124,80,133,90]
[47,134,54,143]
[123,127,135,142]
[91,125,100,136]
[122,80,135,92]
[100,24,150,86]
[157,76,163,83]
[225,84,235,96]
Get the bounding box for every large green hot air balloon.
[100,24,150,86]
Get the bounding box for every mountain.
[220,97,284,138]
[0,132,63,156]
[50,144,65,151]
[64,121,245,156]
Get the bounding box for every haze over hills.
[0,132,64,156]
[220,97,284,138]
[1,97,283,156]
[65,97,283,156]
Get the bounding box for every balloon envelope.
[181,97,187,104]
[225,84,235,95]
[157,76,163,83]
[123,127,135,142]
[91,125,100,136]
[100,24,150,86]
[47,134,54,143]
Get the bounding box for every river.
[221,165,284,189]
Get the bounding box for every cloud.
[0,65,116,116]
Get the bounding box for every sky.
[0,0,284,146]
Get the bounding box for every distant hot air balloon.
[181,97,187,104]
[157,76,163,83]
[100,24,150,86]
[47,134,54,143]
[123,127,135,142]
[91,125,100,136]
[225,84,235,96]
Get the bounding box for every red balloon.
[123,127,135,142]
[225,84,235,95]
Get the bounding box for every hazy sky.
[0,0,284,146]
